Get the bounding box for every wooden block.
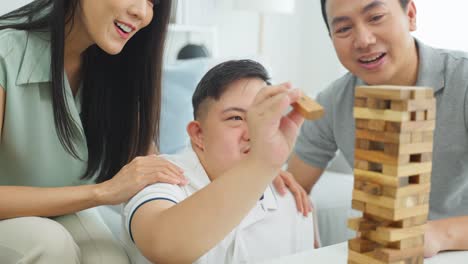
[349,238,380,253]
[422,131,434,142]
[349,249,405,264]
[361,232,424,249]
[353,190,426,209]
[356,129,411,144]
[355,159,370,170]
[355,149,410,166]
[425,89,435,98]
[355,139,371,150]
[389,235,424,249]
[348,218,379,232]
[292,95,325,120]
[390,98,436,111]
[411,89,430,99]
[356,119,369,129]
[373,224,426,242]
[354,107,411,122]
[409,255,424,264]
[355,180,383,195]
[355,97,367,107]
[382,162,432,177]
[409,173,431,184]
[411,132,423,143]
[381,183,431,198]
[352,200,367,211]
[373,247,424,262]
[353,190,395,209]
[365,203,429,221]
[410,111,426,121]
[354,169,400,187]
[396,216,428,229]
[426,109,436,120]
[355,86,431,101]
[367,98,391,109]
[410,153,433,163]
[385,120,435,133]
[383,142,433,156]
[368,120,387,131]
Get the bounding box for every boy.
[122,60,318,263]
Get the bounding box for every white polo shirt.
[122,146,315,264]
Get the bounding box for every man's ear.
[407,0,417,32]
[187,121,204,151]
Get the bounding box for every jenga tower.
[348,85,436,264]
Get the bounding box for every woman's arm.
[0,155,186,220]
[131,85,305,264]
[0,185,101,219]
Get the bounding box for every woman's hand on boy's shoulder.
[94,155,187,205]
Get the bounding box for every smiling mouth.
[358,53,387,64]
[242,148,250,154]
[114,21,134,34]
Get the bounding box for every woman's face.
[76,0,155,54]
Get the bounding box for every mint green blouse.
[0,29,89,187]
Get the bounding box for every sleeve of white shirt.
[123,183,187,242]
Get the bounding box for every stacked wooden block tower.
[348,85,436,264]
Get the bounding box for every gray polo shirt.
[295,39,468,220]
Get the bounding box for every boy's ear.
[187,121,204,151]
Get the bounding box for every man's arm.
[287,153,324,193]
[0,86,4,139]
[425,216,468,257]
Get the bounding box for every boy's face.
[191,78,265,179]
[326,0,417,85]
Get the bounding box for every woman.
[0,0,186,263]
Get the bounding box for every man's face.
[195,78,265,178]
[326,0,417,85]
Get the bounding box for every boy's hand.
[273,170,313,217]
[247,83,304,169]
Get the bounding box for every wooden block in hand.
[292,94,325,120]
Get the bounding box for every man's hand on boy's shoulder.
[273,170,313,217]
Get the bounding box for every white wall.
[209,0,344,97]
[412,0,468,52]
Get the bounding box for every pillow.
[159,58,212,154]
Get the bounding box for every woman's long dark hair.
[0,0,170,183]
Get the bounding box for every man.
[122,60,318,264]
[288,0,468,257]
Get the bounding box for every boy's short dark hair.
[320,0,410,33]
[192,59,271,119]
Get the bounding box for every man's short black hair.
[320,0,410,33]
[192,59,271,119]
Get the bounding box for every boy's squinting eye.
[370,14,384,22]
[227,116,243,121]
